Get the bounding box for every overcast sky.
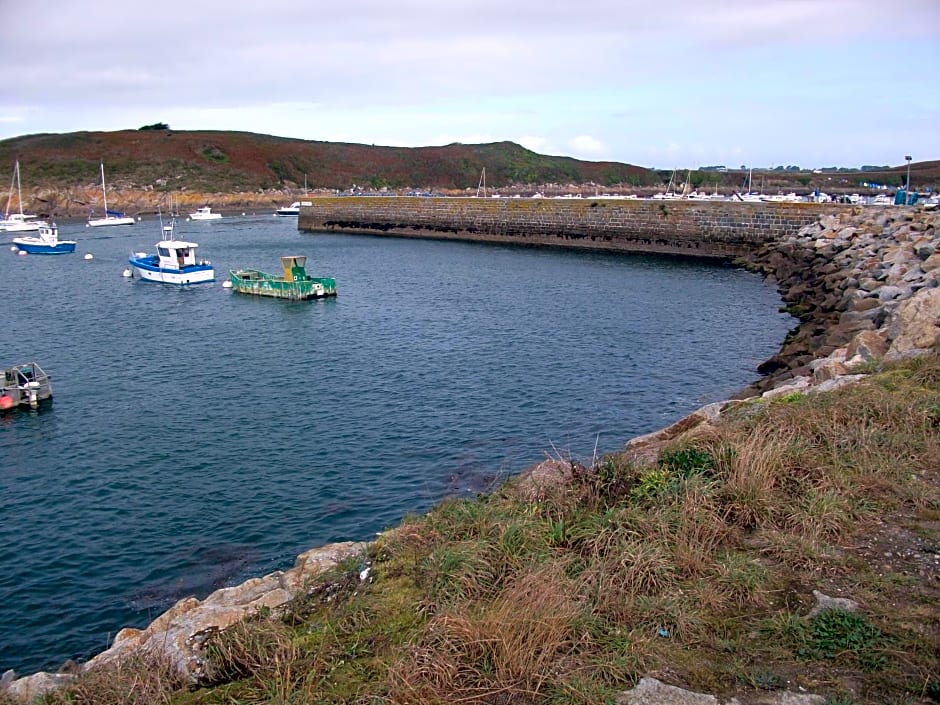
[1,0,937,169]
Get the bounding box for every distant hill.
[0,130,658,193]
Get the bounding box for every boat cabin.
[157,239,201,270]
[281,255,309,281]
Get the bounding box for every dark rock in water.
[757,356,787,375]
[130,544,259,610]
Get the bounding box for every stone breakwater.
[735,205,940,397]
[299,196,842,258]
[3,205,939,703]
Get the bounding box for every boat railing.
[1,361,53,407]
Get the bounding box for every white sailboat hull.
[87,216,136,227]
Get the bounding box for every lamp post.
[905,155,912,193]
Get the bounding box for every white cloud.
[0,0,937,167]
[568,136,606,159]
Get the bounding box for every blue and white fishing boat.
[13,222,76,254]
[127,220,214,285]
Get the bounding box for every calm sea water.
[0,214,793,674]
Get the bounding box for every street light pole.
[905,155,912,194]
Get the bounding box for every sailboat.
[738,168,762,202]
[652,169,679,199]
[0,160,44,232]
[87,162,136,227]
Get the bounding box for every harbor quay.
[297,196,847,259]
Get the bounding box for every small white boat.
[188,206,222,221]
[274,200,312,217]
[0,213,42,232]
[87,162,136,227]
[127,220,214,285]
[13,222,75,255]
[275,202,301,217]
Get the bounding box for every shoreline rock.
[2,542,368,702]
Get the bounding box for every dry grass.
[37,654,183,705]
[387,563,582,704]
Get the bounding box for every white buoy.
[84,253,94,261]
[137,216,142,221]
[18,250,27,256]
[122,267,133,278]
[10,245,17,251]
[221,280,233,289]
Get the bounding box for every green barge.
[228,255,337,301]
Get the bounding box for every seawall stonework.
[298,197,846,258]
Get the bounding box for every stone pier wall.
[298,197,846,258]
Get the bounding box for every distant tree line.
[138,123,170,131]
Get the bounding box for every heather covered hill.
[0,130,657,193]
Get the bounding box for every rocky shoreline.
[2,205,938,703]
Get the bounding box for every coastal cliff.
[3,205,938,704]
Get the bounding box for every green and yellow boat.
[228,255,337,301]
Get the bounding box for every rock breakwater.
[737,205,939,397]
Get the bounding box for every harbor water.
[0,214,794,674]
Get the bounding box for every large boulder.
[886,288,940,355]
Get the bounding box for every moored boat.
[274,200,311,217]
[127,220,215,285]
[13,222,76,254]
[0,361,53,411]
[188,206,222,221]
[87,162,136,227]
[229,255,336,300]
[275,202,301,216]
[0,160,43,232]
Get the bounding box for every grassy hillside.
[0,130,657,193]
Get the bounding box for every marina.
[0,214,795,675]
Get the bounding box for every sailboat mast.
[100,162,108,214]
[15,160,24,216]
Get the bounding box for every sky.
[1,0,938,170]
